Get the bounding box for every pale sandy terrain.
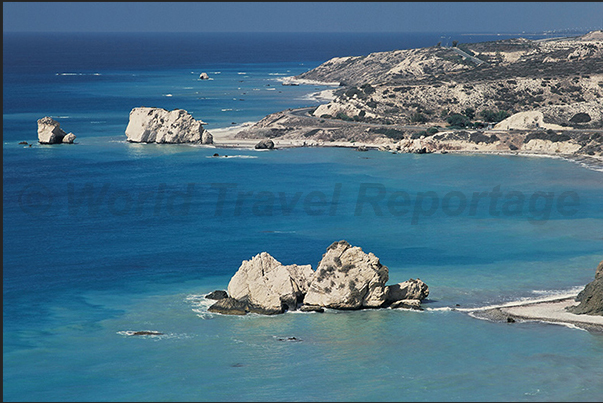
[467,296,603,332]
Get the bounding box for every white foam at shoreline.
[186,293,216,319]
[279,76,341,86]
[455,287,584,313]
[205,155,258,159]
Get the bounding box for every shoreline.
[464,295,603,332]
[209,123,603,171]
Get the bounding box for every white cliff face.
[125,107,213,144]
[303,240,389,309]
[38,117,70,144]
[227,252,315,313]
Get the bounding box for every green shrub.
[446,114,471,128]
[335,112,354,121]
[569,113,591,124]
[371,127,405,140]
[479,109,510,123]
[411,112,427,124]
[462,107,475,120]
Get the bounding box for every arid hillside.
[299,32,603,129]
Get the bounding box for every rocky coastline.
[229,31,603,161]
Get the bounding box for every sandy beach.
[210,122,387,150]
[466,295,603,332]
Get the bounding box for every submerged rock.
[125,107,213,144]
[303,240,389,310]
[130,331,164,336]
[567,260,603,316]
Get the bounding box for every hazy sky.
[3,2,603,33]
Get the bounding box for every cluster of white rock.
[37,117,76,144]
[207,240,429,315]
[125,107,213,144]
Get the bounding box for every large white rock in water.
[125,107,213,144]
[38,117,69,144]
[227,252,315,314]
[303,240,389,309]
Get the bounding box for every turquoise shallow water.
[4,32,603,401]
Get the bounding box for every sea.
[3,32,603,402]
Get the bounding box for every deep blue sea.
[4,32,603,402]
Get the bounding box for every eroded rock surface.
[125,107,213,144]
[224,252,314,314]
[303,240,389,309]
[38,117,74,144]
[567,260,603,316]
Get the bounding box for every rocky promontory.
[567,259,603,316]
[233,32,603,159]
[125,107,213,144]
[207,240,429,315]
[37,117,76,144]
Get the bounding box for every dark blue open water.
[4,32,603,401]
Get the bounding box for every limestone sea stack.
[125,107,213,144]
[37,117,76,144]
[303,240,389,309]
[567,260,603,316]
[208,240,429,315]
[208,252,314,315]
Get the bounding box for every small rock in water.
[131,331,164,336]
[213,153,220,157]
[205,290,228,300]
[299,304,324,313]
[19,141,28,145]
[506,317,516,323]
[278,337,301,342]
